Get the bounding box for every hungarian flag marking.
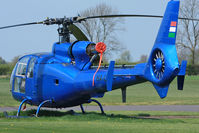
[168,21,177,38]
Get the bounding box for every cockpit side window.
[16,57,29,77]
[16,63,27,76]
[27,57,36,78]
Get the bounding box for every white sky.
[0,0,169,62]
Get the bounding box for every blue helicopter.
[0,0,193,117]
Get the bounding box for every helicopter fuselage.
[10,41,147,108]
[0,0,189,117]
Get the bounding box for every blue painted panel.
[144,0,180,98]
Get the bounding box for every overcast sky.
[0,0,169,62]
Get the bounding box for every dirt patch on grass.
[0,75,9,78]
[137,115,199,119]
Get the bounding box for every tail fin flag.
[155,0,180,45]
[144,0,183,98]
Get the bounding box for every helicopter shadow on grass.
[13,109,164,121]
[2,109,186,124]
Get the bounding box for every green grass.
[0,76,199,107]
[0,110,199,133]
[1,77,199,133]
[0,78,19,107]
[98,76,199,105]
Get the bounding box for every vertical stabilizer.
[144,0,180,98]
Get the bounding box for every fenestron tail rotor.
[152,50,165,80]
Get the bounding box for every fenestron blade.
[158,52,161,58]
[154,69,157,73]
[161,52,164,59]
[156,54,158,59]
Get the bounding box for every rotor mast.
[57,24,70,43]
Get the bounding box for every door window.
[14,77,26,93]
[27,57,36,78]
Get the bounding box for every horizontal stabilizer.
[153,84,169,99]
[106,61,115,91]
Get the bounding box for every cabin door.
[25,56,37,99]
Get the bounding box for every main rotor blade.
[68,24,89,41]
[179,17,199,21]
[84,14,163,20]
[0,22,43,30]
[1,14,199,30]
[79,14,199,21]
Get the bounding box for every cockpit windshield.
[11,56,38,94]
[12,57,30,93]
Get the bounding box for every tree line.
[0,56,19,76]
[1,0,199,76]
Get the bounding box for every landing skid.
[15,99,52,117]
[17,98,30,117]
[3,111,31,118]
[80,99,105,114]
[7,99,104,118]
[36,100,52,117]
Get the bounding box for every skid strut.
[80,104,85,114]
[36,100,52,117]
[17,99,29,117]
[80,99,105,114]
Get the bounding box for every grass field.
[0,76,199,107]
[0,110,199,133]
[0,77,199,133]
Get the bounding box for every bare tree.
[177,48,190,63]
[77,3,124,59]
[139,54,148,63]
[177,0,199,64]
[11,56,20,65]
[120,50,131,62]
[0,57,6,64]
[196,48,199,63]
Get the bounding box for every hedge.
[0,64,14,75]
[186,65,199,75]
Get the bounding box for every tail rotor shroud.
[152,50,165,80]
